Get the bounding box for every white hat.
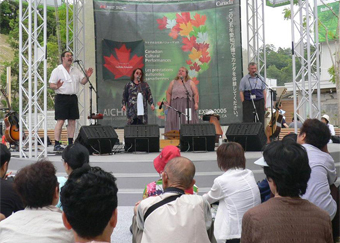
[254,157,269,167]
[322,114,329,122]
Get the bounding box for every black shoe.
[54,144,64,152]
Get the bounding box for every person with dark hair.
[49,50,93,151]
[289,116,303,128]
[134,157,212,243]
[122,68,155,125]
[203,142,260,243]
[241,140,333,242]
[164,66,199,132]
[239,62,266,125]
[321,114,335,143]
[60,166,118,243]
[0,160,74,242]
[0,144,24,220]
[56,142,90,208]
[297,118,337,220]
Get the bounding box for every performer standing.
[239,62,266,125]
[49,51,93,152]
[122,68,155,125]
[165,67,199,132]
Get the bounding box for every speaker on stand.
[76,126,118,154]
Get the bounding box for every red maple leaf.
[191,14,206,27]
[172,24,181,32]
[199,55,211,63]
[157,16,168,30]
[103,44,144,79]
[181,36,197,52]
[169,29,179,39]
[192,77,199,85]
[176,12,191,24]
[194,43,210,51]
[190,62,201,72]
[186,59,192,65]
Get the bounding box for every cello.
[1,89,20,144]
[265,88,287,143]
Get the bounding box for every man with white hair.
[321,114,335,143]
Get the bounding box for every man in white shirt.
[134,157,212,243]
[297,119,337,220]
[321,114,336,144]
[49,51,93,151]
[0,160,74,243]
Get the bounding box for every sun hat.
[254,157,269,167]
[321,114,330,123]
[153,145,181,173]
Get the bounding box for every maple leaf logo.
[103,44,144,79]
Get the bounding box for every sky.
[240,2,293,49]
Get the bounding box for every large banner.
[93,0,243,128]
[317,1,339,43]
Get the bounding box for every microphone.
[137,76,141,83]
[180,76,184,82]
[159,101,164,110]
[74,60,81,63]
[254,72,259,77]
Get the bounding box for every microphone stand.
[76,61,99,125]
[256,74,276,135]
[181,77,191,124]
[163,103,189,130]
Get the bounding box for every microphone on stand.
[74,60,81,63]
[180,76,184,83]
[254,72,259,77]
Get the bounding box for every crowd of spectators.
[0,117,338,243]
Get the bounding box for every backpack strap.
[144,194,181,221]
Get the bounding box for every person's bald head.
[163,157,195,190]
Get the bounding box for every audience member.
[143,145,197,198]
[0,144,24,219]
[134,157,212,243]
[297,119,337,220]
[61,166,118,243]
[321,114,336,143]
[0,160,74,242]
[289,116,303,128]
[57,142,90,208]
[241,140,333,243]
[203,142,260,243]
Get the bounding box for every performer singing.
[165,67,199,132]
[49,51,93,152]
[122,68,155,125]
[239,62,266,125]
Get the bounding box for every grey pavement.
[7,143,340,243]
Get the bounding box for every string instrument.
[1,89,20,144]
[265,88,287,143]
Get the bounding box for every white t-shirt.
[49,64,85,95]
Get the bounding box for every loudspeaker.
[180,123,215,152]
[124,125,159,152]
[76,126,118,154]
[226,123,266,151]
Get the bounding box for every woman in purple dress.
[165,67,199,132]
[122,68,155,125]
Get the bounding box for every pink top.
[171,79,194,101]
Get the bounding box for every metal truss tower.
[291,0,321,129]
[19,0,48,158]
[66,0,87,132]
[246,0,266,78]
